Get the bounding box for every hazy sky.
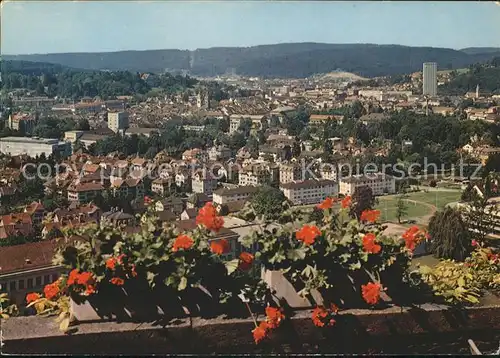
[2,1,500,55]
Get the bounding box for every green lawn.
[403,191,462,209]
[375,198,431,223]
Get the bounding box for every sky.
[2,1,500,55]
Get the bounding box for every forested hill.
[4,43,500,79]
[441,57,500,95]
[0,60,198,99]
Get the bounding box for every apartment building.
[110,178,144,200]
[0,240,66,305]
[7,113,37,134]
[339,173,396,196]
[279,163,304,184]
[191,170,218,196]
[107,111,129,133]
[151,178,173,196]
[208,145,232,161]
[238,164,274,187]
[67,182,105,204]
[280,179,338,205]
[213,186,259,205]
[0,137,71,158]
[229,114,267,134]
[155,196,184,216]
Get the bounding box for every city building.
[7,114,37,134]
[151,178,173,197]
[280,179,338,205]
[212,186,259,205]
[279,163,304,184]
[339,173,396,196]
[208,145,232,161]
[0,137,71,158]
[191,170,218,196]
[155,197,184,216]
[239,165,272,187]
[0,240,66,305]
[422,62,437,97]
[107,111,129,134]
[229,114,267,134]
[67,182,105,204]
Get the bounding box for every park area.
[375,189,462,225]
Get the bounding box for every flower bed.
[21,198,500,344]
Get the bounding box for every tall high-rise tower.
[422,62,437,97]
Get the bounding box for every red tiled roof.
[0,238,75,275]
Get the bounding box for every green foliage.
[349,185,375,220]
[240,203,417,308]
[418,261,480,305]
[395,194,409,224]
[1,60,198,99]
[428,207,472,261]
[0,235,39,247]
[249,185,289,221]
[441,61,500,95]
[7,44,498,78]
[0,293,18,319]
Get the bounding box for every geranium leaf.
[225,259,239,275]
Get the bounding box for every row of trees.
[1,60,199,100]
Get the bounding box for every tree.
[349,185,375,219]
[463,196,499,243]
[249,185,288,220]
[395,193,409,224]
[428,207,472,261]
[76,118,91,131]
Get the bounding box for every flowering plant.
[240,196,426,308]
[30,202,271,321]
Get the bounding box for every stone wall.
[2,303,500,354]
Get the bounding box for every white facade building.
[108,111,129,133]
[423,62,437,97]
[339,173,396,196]
[212,186,259,205]
[0,137,71,158]
[280,179,338,205]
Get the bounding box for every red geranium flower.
[43,281,60,301]
[311,304,338,327]
[26,292,40,304]
[67,268,80,285]
[361,282,382,305]
[402,225,420,251]
[110,277,125,286]
[77,271,94,286]
[210,239,230,255]
[360,209,381,223]
[296,225,321,245]
[252,321,269,344]
[238,252,254,271]
[265,306,285,328]
[311,306,328,327]
[172,234,194,252]
[106,257,118,270]
[341,196,352,209]
[363,233,381,254]
[317,197,335,210]
[196,202,224,232]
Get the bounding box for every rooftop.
[0,137,62,144]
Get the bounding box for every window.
[9,281,16,291]
[0,282,6,292]
[52,273,59,282]
[36,276,42,287]
[44,275,51,284]
[27,278,33,289]
[18,280,25,290]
